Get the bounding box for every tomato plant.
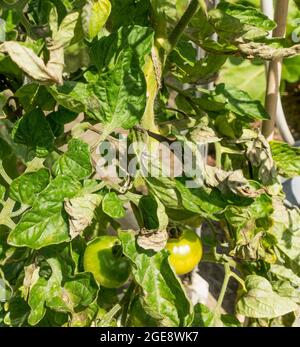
[0,0,300,328]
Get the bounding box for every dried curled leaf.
[205,166,262,197]
[137,228,169,252]
[190,126,220,144]
[64,194,102,239]
[0,42,64,85]
[239,130,277,185]
[238,41,300,60]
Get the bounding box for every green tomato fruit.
[83,236,131,288]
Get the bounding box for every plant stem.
[167,0,203,56]
[230,271,246,292]
[120,281,137,327]
[214,142,222,168]
[98,304,122,327]
[262,0,289,140]
[213,263,231,321]
[10,205,29,218]
[0,163,12,185]
[0,198,16,229]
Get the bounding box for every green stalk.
[214,142,222,168]
[213,263,231,322]
[167,0,204,56]
[0,163,12,185]
[0,198,16,229]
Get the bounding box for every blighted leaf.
[0,42,64,84]
[205,166,263,198]
[270,264,300,287]
[9,168,50,205]
[28,257,98,326]
[69,302,98,327]
[28,258,65,325]
[53,138,93,180]
[271,199,300,276]
[239,129,277,186]
[63,273,98,308]
[64,193,102,239]
[12,108,55,157]
[21,264,40,300]
[190,126,220,144]
[52,11,80,48]
[237,275,297,319]
[270,141,300,178]
[137,229,168,252]
[82,0,111,39]
[119,230,193,327]
[102,192,125,219]
[8,175,81,249]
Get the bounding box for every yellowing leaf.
[82,0,111,40]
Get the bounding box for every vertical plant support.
[261,0,295,145]
[262,0,289,140]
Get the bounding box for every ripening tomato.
[83,236,131,288]
[165,228,203,275]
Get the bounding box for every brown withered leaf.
[190,126,220,144]
[205,166,263,198]
[64,194,102,239]
[0,42,64,85]
[137,228,169,252]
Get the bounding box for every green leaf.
[237,275,298,319]
[119,230,193,327]
[15,84,56,112]
[138,195,168,231]
[0,138,12,159]
[102,192,125,219]
[109,0,150,31]
[86,49,146,130]
[12,108,55,157]
[8,175,81,249]
[90,25,154,71]
[198,84,269,121]
[53,138,93,180]
[192,303,214,327]
[81,0,111,39]
[270,141,300,178]
[9,168,50,205]
[48,81,99,116]
[219,58,266,104]
[217,2,276,31]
